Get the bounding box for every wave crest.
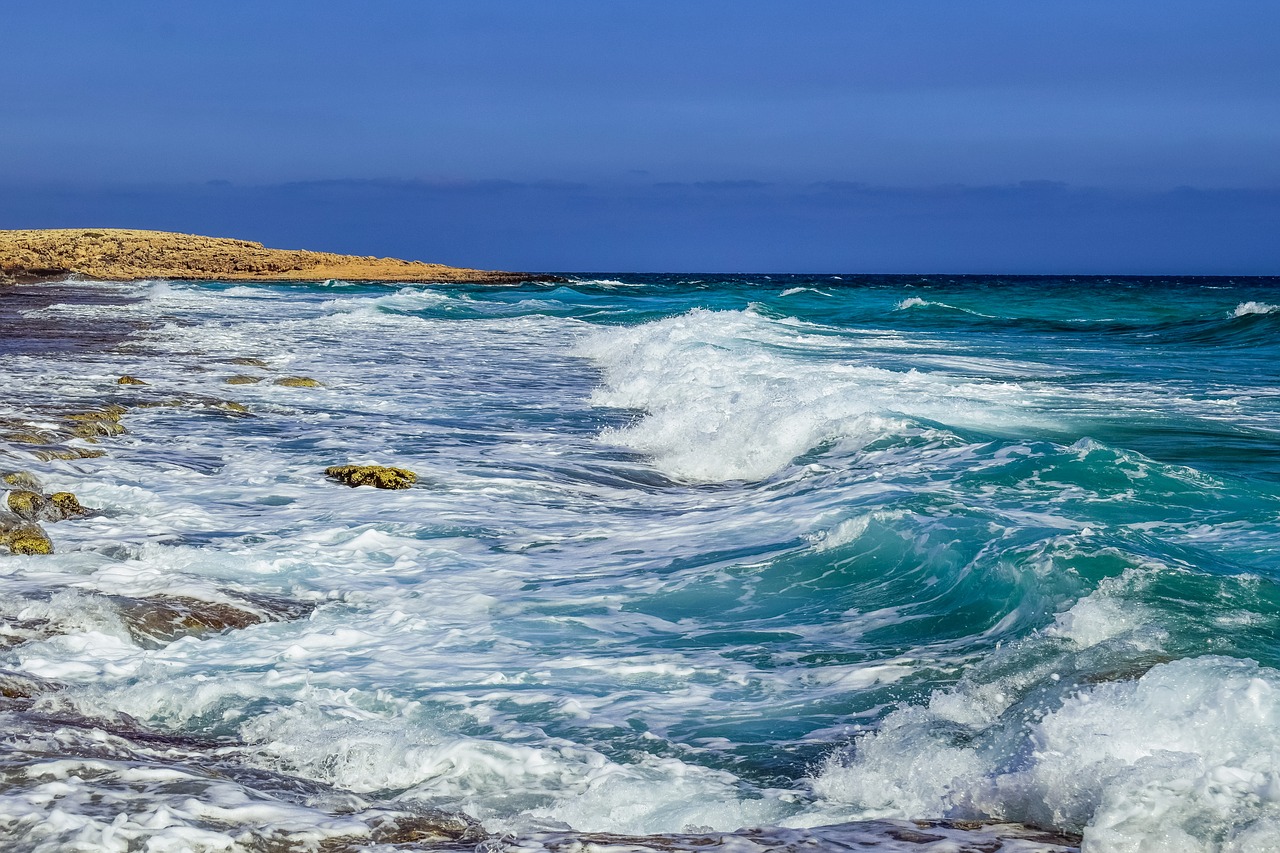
[1232,301,1279,317]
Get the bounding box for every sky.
[3,1,1279,273]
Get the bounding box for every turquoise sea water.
[2,274,1280,851]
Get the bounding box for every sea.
[2,273,1280,852]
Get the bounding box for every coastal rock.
[224,374,263,385]
[227,357,270,367]
[5,490,54,521]
[3,489,84,522]
[274,376,323,388]
[0,511,53,555]
[35,447,107,461]
[50,492,87,518]
[366,811,486,846]
[0,228,560,284]
[112,593,316,645]
[116,375,147,385]
[326,464,417,489]
[1,471,42,491]
[65,406,128,439]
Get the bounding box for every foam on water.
[3,274,1280,851]
[1232,301,1278,317]
[580,307,1046,482]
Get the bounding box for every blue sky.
[4,1,1279,273]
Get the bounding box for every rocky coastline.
[0,227,561,285]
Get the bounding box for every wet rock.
[227,357,270,367]
[1,471,42,491]
[325,464,417,489]
[8,489,89,522]
[66,407,127,439]
[274,376,323,388]
[5,490,53,521]
[112,593,316,645]
[34,447,106,461]
[365,810,487,846]
[116,375,147,385]
[0,511,53,555]
[50,492,87,518]
[224,374,263,385]
[136,396,252,416]
[0,670,60,707]
[5,431,52,445]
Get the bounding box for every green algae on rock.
[1,472,42,491]
[227,357,270,367]
[325,465,417,490]
[5,489,88,522]
[117,375,147,385]
[0,512,53,555]
[5,491,52,522]
[224,375,263,385]
[50,492,87,518]
[274,376,323,388]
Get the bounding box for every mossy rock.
[0,514,52,555]
[6,491,51,521]
[227,357,270,367]
[224,375,263,385]
[34,447,106,461]
[274,376,323,388]
[117,375,147,385]
[5,432,51,445]
[1,471,42,491]
[66,406,125,423]
[71,420,126,439]
[5,490,83,522]
[50,492,87,518]
[325,464,417,490]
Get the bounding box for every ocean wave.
[893,297,995,317]
[813,654,1280,850]
[779,286,833,297]
[1232,301,1279,317]
[572,277,644,288]
[579,308,1042,482]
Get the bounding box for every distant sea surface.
[3,274,1280,852]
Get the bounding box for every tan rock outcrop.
[0,228,554,284]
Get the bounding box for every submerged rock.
[224,374,262,385]
[66,406,127,439]
[365,811,487,846]
[0,511,53,555]
[116,375,147,385]
[1,471,42,491]
[112,593,315,645]
[325,464,417,489]
[34,447,106,461]
[274,376,323,388]
[227,357,270,367]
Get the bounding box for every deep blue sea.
[3,274,1280,851]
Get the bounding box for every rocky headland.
[0,228,556,285]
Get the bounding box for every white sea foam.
[778,287,833,297]
[579,308,1041,482]
[812,649,1280,852]
[1232,301,1279,317]
[894,296,995,317]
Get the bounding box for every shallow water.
[2,274,1279,851]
